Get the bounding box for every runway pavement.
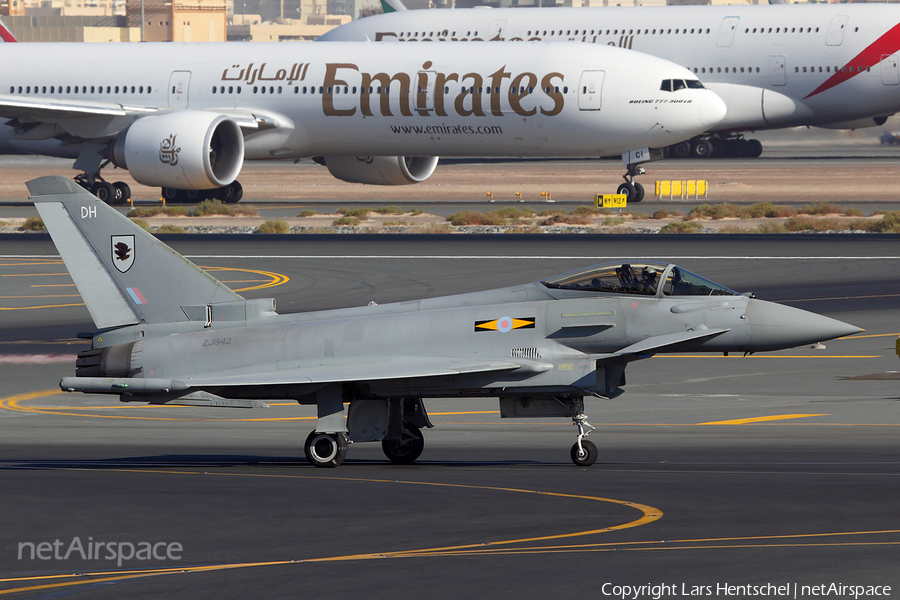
[1,235,899,598]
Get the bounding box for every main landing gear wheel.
[616,181,645,203]
[382,423,425,464]
[304,431,349,468]
[91,181,116,204]
[112,182,131,205]
[570,439,598,467]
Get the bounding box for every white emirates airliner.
[0,41,724,202]
[320,4,900,161]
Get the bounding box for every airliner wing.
[0,94,160,121]
[0,97,277,134]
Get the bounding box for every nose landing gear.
[616,164,646,204]
[570,412,598,467]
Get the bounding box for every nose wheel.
[570,413,597,467]
[618,165,646,203]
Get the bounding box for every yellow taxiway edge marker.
[699,413,829,425]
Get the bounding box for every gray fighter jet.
[30,176,861,467]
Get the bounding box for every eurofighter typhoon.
[31,176,861,467]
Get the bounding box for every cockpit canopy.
[540,262,739,297]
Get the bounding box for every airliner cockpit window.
[686,79,705,89]
[672,79,687,91]
[662,267,739,297]
[541,262,667,296]
[660,79,672,92]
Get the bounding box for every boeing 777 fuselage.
[0,41,724,201]
[321,4,900,158]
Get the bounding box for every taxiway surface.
[1,235,899,597]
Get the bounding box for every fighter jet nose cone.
[699,91,728,130]
[746,299,861,352]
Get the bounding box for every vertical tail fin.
[380,0,408,12]
[28,176,243,329]
[0,18,17,42]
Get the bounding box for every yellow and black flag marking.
[475,316,536,333]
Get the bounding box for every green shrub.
[337,207,370,218]
[784,216,844,232]
[257,219,290,234]
[660,221,703,233]
[409,208,424,216]
[573,205,609,216]
[193,199,234,216]
[844,208,864,217]
[446,211,505,226]
[332,216,361,227]
[21,217,45,231]
[127,206,190,218]
[799,203,843,216]
[541,214,591,226]
[130,218,151,231]
[651,209,681,220]
[373,205,405,215]
[742,202,796,219]
[298,209,318,218]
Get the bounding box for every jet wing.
[60,356,548,395]
[184,356,535,387]
[0,94,160,121]
[0,97,278,135]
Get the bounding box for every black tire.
[732,138,749,158]
[161,187,180,202]
[228,181,243,203]
[216,184,235,203]
[672,141,691,159]
[91,181,115,204]
[746,139,763,158]
[616,182,635,202]
[570,440,598,467]
[632,182,645,203]
[304,431,349,468]
[185,189,203,203]
[112,182,131,204]
[691,139,714,158]
[382,424,425,465]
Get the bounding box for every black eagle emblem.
[114,241,131,262]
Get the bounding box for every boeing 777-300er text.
[31,175,860,467]
[0,41,724,203]
[321,4,900,167]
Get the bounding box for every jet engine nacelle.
[112,111,244,189]
[817,115,891,130]
[321,155,439,185]
[705,83,813,131]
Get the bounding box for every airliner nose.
[745,299,861,352]
[699,91,727,130]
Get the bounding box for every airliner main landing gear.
[570,411,598,467]
[74,169,132,205]
[617,164,646,204]
[160,180,243,204]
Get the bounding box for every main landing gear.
[617,164,646,204]
[74,171,132,205]
[304,431,349,468]
[664,134,763,159]
[160,181,243,204]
